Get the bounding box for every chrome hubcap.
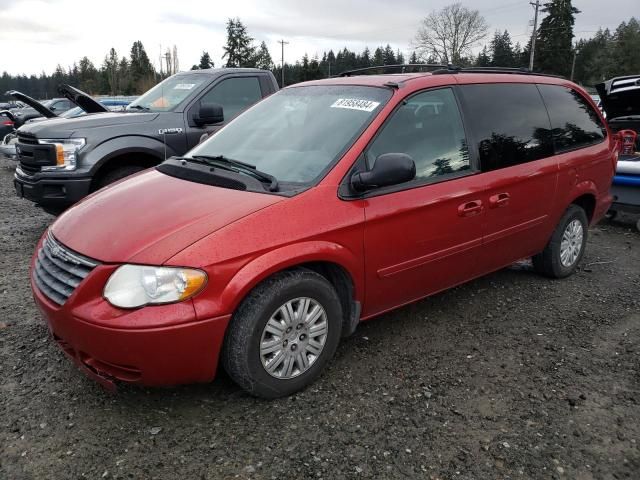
[260,297,328,379]
[560,219,584,267]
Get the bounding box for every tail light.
[1,120,13,126]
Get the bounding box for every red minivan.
[30,68,616,398]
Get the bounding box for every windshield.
[61,106,84,118]
[126,74,207,112]
[188,85,392,185]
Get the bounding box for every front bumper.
[14,169,92,210]
[31,266,232,389]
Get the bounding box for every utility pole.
[570,48,579,81]
[278,39,289,87]
[529,0,541,71]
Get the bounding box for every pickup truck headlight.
[104,265,207,308]
[38,138,85,171]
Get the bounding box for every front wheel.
[222,270,343,398]
[533,204,588,278]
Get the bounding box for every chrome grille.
[33,231,98,305]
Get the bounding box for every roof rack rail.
[334,63,565,80]
[336,64,451,77]
[433,66,565,79]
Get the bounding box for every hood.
[18,111,159,137]
[58,84,108,114]
[6,90,57,118]
[51,169,284,264]
[596,76,640,120]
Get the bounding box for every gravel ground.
[1,156,639,480]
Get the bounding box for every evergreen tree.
[490,30,515,67]
[373,47,384,66]
[383,44,396,64]
[222,18,256,67]
[129,41,154,92]
[197,51,214,69]
[535,0,580,76]
[475,46,491,67]
[409,51,419,64]
[252,42,273,70]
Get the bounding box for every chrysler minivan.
[30,67,616,398]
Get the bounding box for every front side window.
[366,88,470,181]
[127,74,209,112]
[188,85,392,185]
[200,77,262,120]
[538,84,606,153]
[458,83,554,171]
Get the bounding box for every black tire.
[532,204,588,279]
[222,269,343,399]
[96,165,147,190]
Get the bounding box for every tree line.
[1,1,639,101]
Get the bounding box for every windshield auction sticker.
[331,98,381,112]
[174,84,196,90]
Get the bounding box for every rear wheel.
[533,204,588,278]
[222,269,343,398]
[96,165,147,190]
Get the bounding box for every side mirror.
[195,103,224,126]
[50,106,57,111]
[351,153,416,192]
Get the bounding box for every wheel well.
[290,261,358,336]
[571,194,596,222]
[91,152,161,192]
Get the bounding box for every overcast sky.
[0,0,635,75]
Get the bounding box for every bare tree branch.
[413,2,489,64]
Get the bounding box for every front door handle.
[458,200,483,217]
[489,192,510,209]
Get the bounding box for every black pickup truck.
[14,68,279,214]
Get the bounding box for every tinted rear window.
[458,83,554,172]
[538,84,607,153]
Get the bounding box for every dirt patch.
[1,157,639,479]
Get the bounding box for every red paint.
[32,72,615,388]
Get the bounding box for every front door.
[185,76,264,150]
[361,87,486,317]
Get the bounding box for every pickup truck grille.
[16,133,54,175]
[33,231,98,305]
[17,132,38,145]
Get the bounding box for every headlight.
[104,265,207,308]
[38,138,85,171]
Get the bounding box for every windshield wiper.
[185,155,279,192]
[127,105,149,111]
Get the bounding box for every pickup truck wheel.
[96,165,147,190]
[222,269,343,399]
[532,205,588,279]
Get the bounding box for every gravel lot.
[1,156,639,480]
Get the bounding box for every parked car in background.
[0,111,15,141]
[30,67,615,398]
[597,75,640,230]
[25,97,136,124]
[14,68,279,214]
[9,96,74,126]
[1,86,124,159]
[0,100,25,110]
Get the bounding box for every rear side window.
[537,84,606,153]
[458,83,554,172]
[366,88,470,182]
[201,77,262,120]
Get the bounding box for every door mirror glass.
[351,153,416,192]
[195,103,224,126]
